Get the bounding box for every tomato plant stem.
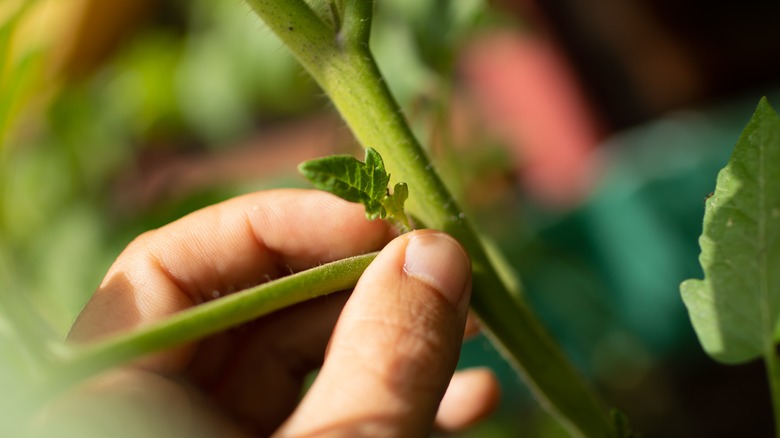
[243,1,617,436]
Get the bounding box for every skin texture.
[64,189,499,437]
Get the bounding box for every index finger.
[69,189,392,345]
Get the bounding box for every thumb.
[275,230,472,437]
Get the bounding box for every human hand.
[62,189,499,437]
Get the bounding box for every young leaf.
[680,97,780,364]
[382,182,411,232]
[299,148,389,219]
[299,148,411,230]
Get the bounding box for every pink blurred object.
[460,31,604,208]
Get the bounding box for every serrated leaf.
[364,147,385,179]
[299,148,390,219]
[680,98,780,364]
[299,148,412,228]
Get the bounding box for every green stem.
[243,1,616,436]
[340,0,372,46]
[47,252,377,394]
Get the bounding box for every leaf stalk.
[47,252,377,395]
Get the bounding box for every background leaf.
[680,98,780,364]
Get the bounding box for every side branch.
[341,0,373,47]
[47,252,378,394]
[243,0,337,69]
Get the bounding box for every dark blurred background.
[2,0,779,436]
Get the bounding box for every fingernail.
[404,232,471,307]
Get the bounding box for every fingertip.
[464,312,482,339]
[436,367,501,432]
[402,231,472,311]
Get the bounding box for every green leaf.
[382,182,411,232]
[299,147,410,229]
[383,182,407,217]
[680,97,780,364]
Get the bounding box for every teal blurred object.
[454,90,780,435]
[529,90,780,361]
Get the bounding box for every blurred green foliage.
[0,0,497,435]
[0,0,494,341]
[2,0,778,436]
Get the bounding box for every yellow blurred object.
[50,0,154,79]
[11,0,80,58]
[0,0,25,23]
[7,0,153,79]
[0,0,152,148]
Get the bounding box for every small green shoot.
[681,97,780,435]
[299,147,412,232]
